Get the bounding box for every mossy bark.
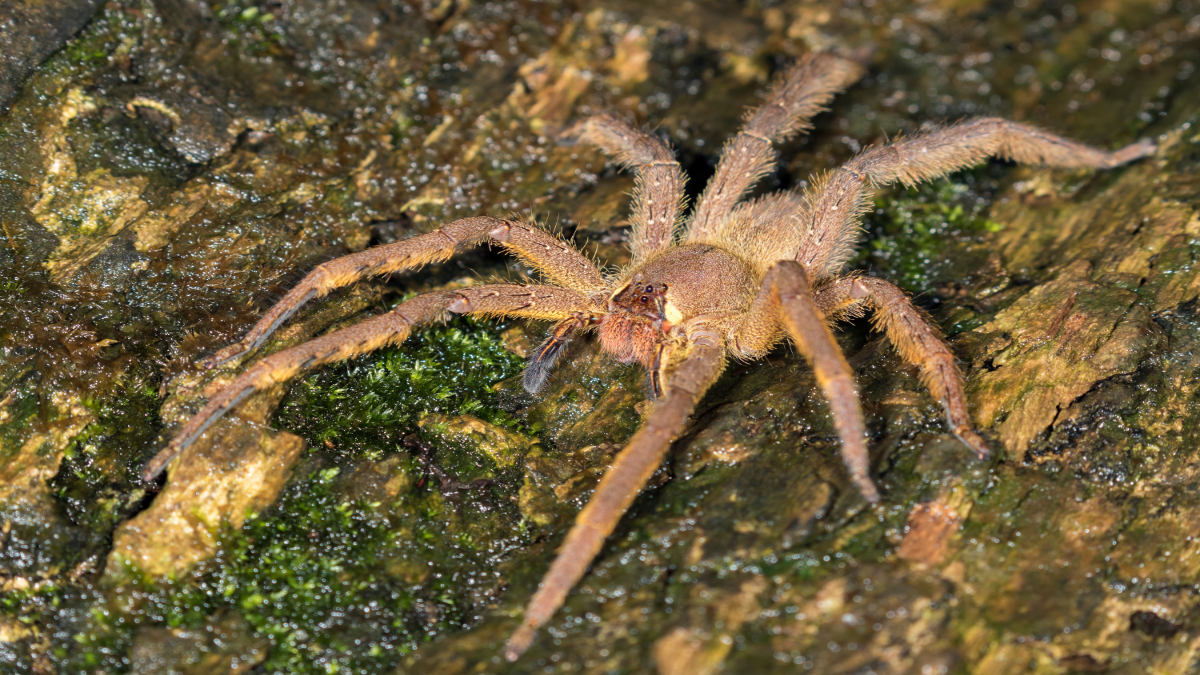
[1,0,1198,673]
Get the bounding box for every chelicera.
[143,50,1155,660]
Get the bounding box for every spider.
[142,50,1155,661]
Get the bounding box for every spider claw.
[954,426,991,461]
[1113,136,1157,165]
[142,444,180,482]
[854,476,882,505]
[826,43,876,68]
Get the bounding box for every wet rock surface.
[0,0,1199,673]
[0,0,104,112]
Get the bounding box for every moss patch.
[857,173,1004,294]
[273,313,528,456]
[27,462,521,674]
[51,373,162,546]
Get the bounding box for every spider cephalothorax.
[598,278,670,368]
[598,244,757,372]
[142,50,1155,661]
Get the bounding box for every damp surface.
[3,1,1200,674]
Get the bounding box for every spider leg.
[144,284,598,481]
[574,115,686,263]
[815,275,988,459]
[796,117,1157,276]
[732,261,879,503]
[686,51,868,242]
[203,216,606,368]
[505,335,725,661]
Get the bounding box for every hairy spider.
[142,51,1155,660]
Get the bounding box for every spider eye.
[639,296,649,303]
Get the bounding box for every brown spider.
[142,51,1155,660]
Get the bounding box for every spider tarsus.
[955,426,991,460]
[200,343,245,370]
[1112,137,1157,165]
[142,443,179,482]
[857,479,882,505]
[835,43,876,68]
[504,629,533,662]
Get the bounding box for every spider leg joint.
[488,222,514,241]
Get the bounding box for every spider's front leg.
[815,275,988,459]
[733,260,879,503]
[505,332,725,661]
[203,216,607,368]
[143,284,598,480]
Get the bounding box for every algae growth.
[3,0,1200,673]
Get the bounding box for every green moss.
[59,5,142,68]
[0,373,39,464]
[273,313,527,455]
[211,1,285,57]
[52,374,162,539]
[92,312,538,674]
[857,175,1003,294]
[50,462,523,674]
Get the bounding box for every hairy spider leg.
[144,284,597,480]
[796,117,1158,277]
[202,216,607,368]
[574,115,686,263]
[733,261,879,502]
[505,336,726,662]
[686,51,868,241]
[815,275,988,459]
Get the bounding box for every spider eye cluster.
[633,283,667,304]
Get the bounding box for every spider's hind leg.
[687,51,868,241]
[795,117,1157,275]
[814,275,989,459]
[734,261,880,503]
[572,115,686,264]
